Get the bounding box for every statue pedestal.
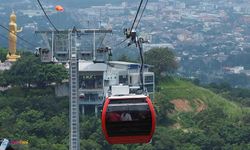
[6,54,21,62]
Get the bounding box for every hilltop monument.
[7,11,22,62]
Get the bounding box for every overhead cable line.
[114,0,144,48]
[98,33,107,48]
[113,38,128,48]
[135,0,148,30]
[0,24,37,48]
[36,0,59,32]
[131,0,144,31]
[0,32,28,48]
[0,33,9,41]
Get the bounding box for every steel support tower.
[35,28,112,150]
[69,28,80,150]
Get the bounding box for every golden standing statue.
[7,11,22,62]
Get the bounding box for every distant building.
[223,66,244,74]
[0,61,12,71]
[19,10,43,17]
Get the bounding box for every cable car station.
[36,29,155,116]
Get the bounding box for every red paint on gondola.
[102,96,156,144]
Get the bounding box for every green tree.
[51,144,67,150]
[134,144,155,150]
[153,127,180,150]
[0,106,15,137]
[111,144,128,150]
[4,54,40,87]
[35,64,68,87]
[0,48,7,62]
[118,54,130,62]
[145,47,178,80]
[80,139,102,150]
[219,124,250,145]
[0,72,8,87]
[193,107,227,130]
[154,93,174,125]
[117,54,137,62]
[3,52,68,87]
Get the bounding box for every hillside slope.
[153,78,250,149]
[158,78,250,118]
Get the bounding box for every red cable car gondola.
[102,95,156,144]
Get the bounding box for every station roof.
[79,61,108,71]
[78,61,152,72]
[108,61,152,69]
